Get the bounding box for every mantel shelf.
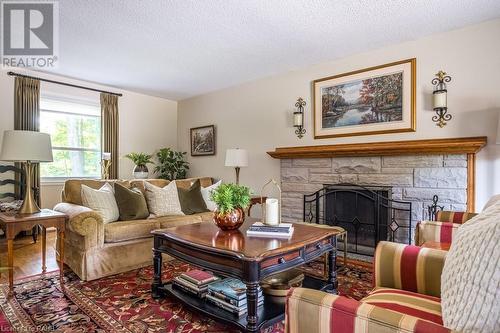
[267,137,487,159]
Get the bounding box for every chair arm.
[415,221,461,245]
[435,211,477,223]
[374,241,446,298]
[285,288,449,333]
[53,202,104,249]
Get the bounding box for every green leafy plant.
[210,183,251,215]
[154,148,189,180]
[124,152,153,166]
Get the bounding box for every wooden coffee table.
[151,218,340,332]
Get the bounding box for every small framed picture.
[190,125,216,156]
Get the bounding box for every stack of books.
[246,222,294,237]
[206,278,263,316]
[172,269,219,298]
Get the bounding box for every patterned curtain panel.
[100,93,119,179]
[14,77,41,204]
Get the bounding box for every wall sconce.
[293,97,306,138]
[432,71,452,128]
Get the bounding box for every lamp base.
[18,161,41,215]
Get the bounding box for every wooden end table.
[151,218,340,332]
[0,209,67,295]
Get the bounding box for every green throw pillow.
[177,179,209,215]
[114,183,150,220]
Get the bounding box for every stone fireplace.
[267,137,487,248]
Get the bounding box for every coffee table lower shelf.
[158,276,332,332]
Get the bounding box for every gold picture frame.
[313,58,416,139]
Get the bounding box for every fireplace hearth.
[304,184,412,256]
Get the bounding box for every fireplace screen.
[303,184,412,256]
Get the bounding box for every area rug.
[0,259,373,332]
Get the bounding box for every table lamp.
[225,148,248,184]
[0,130,53,214]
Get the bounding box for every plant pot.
[133,165,149,179]
[213,207,245,231]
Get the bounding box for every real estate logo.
[1,0,59,68]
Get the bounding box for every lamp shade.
[0,130,53,162]
[225,148,248,167]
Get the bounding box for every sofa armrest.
[415,220,461,245]
[374,241,446,298]
[53,202,104,249]
[285,288,449,333]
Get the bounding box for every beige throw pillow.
[81,183,119,223]
[144,181,184,216]
[201,180,222,211]
[441,201,500,333]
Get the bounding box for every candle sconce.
[432,71,452,128]
[293,97,306,138]
[260,179,282,226]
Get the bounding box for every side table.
[0,209,67,295]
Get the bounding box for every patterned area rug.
[0,259,373,332]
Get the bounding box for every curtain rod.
[7,71,123,97]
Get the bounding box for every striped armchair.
[285,241,449,333]
[415,211,477,246]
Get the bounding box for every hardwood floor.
[0,230,60,283]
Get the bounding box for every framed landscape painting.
[313,58,416,139]
[190,125,216,156]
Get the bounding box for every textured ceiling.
[44,0,500,100]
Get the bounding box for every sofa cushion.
[362,287,443,325]
[177,179,209,215]
[104,219,160,243]
[129,179,170,193]
[157,215,203,229]
[114,183,149,220]
[144,181,184,216]
[176,177,213,190]
[81,183,119,223]
[201,180,222,211]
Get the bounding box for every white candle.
[433,91,447,109]
[102,152,111,160]
[265,198,279,226]
[293,112,303,127]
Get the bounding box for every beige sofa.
[54,177,214,281]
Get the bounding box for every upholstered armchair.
[285,241,450,333]
[415,210,477,247]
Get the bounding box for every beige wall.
[0,69,178,209]
[178,19,500,210]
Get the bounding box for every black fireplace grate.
[303,183,412,256]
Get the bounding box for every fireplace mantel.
[267,137,487,159]
[269,136,487,212]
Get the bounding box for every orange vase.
[213,207,245,231]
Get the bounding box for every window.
[40,96,101,180]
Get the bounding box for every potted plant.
[154,148,189,180]
[210,183,251,230]
[124,152,153,179]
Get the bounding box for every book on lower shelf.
[172,269,219,298]
[206,278,263,316]
[246,222,294,237]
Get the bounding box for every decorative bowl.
[213,207,245,231]
[260,269,304,297]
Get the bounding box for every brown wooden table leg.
[41,226,47,272]
[7,238,14,295]
[58,229,64,282]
